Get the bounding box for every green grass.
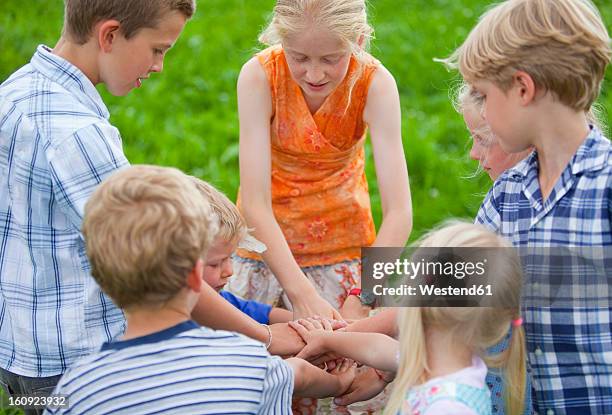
[1,0,611,243]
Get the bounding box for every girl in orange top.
[229,0,412,324]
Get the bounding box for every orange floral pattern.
[237,45,378,267]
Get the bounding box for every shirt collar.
[506,125,609,180]
[101,320,199,351]
[30,44,109,119]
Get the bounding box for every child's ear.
[186,259,204,293]
[513,71,536,106]
[97,20,121,53]
[357,34,365,49]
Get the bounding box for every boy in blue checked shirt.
[444,0,612,414]
[0,0,196,406]
[45,165,354,415]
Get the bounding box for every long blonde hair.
[259,0,375,103]
[259,0,373,63]
[384,221,526,415]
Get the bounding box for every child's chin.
[215,285,225,292]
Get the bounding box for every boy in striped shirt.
[46,165,354,415]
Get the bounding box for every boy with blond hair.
[0,0,197,405]
[45,165,354,414]
[445,0,611,414]
[190,178,293,324]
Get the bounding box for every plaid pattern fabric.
[0,45,128,377]
[476,127,612,415]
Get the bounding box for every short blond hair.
[82,165,216,310]
[445,0,611,111]
[63,0,196,44]
[190,177,248,244]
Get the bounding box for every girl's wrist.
[286,281,318,302]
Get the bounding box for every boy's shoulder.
[57,324,273,389]
[495,128,612,192]
[51,323,287,414]
[0,46,112,142]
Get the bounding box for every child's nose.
[305,65,324,83]
[469,142,482,161]
[222,261,233,278]
[151,57,164,73]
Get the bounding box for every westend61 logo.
[361,247,516,307]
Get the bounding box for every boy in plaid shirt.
[445,0,611,414]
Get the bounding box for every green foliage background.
[1,0,611,243]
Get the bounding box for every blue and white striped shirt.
[476,127,612,414]
[45,321,294,415]
[0,45,128,377]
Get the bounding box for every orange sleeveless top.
[237,45,377,267]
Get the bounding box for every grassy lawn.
[1,0,611,241]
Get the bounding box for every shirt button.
[546,410,555,415]
[535,347,543,356]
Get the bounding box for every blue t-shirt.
[220,291,272,324]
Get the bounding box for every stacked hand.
[290,317,344,369]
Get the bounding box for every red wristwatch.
[348,287,362,297]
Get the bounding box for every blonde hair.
[384,221,526,415]
[63,0,196,44]
[259,0,373,64]
[454,81,606,178]
[190,177,248,244]
[82,165,216,310]
[443,0,611,111]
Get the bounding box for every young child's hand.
[333,367,388,407]
[290,316,332,341]
[330,358,356,396]
[289,317,333,359]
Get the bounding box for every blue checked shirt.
[0,45,128,377]
[476,127,612,415]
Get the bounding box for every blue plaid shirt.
[0,45,128,377]
[476,127,612,415]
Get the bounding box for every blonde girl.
[454,84,533,181]
[457,83,606,182]
[229,0,412,324]
[291,222,527,415]
[385,226,525,415]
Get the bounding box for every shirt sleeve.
[474,185,501,232]
[257,356,294,415]
[220,291,272,324]
[45,122,129,230]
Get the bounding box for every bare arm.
[268,307,294,324]
[287,357,355,398]
[237,57,339,320]
[291,320,399,372]
[364,65,412,248]
[191,283,304,355]
[345,308,398,337]
[341,66,411,317]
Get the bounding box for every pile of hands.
[287,316,394,407]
